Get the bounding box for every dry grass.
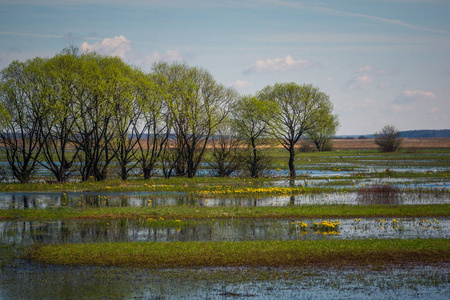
[332,138,450,150]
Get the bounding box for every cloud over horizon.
[243,55,315,75]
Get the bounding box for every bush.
[374,125,402,152]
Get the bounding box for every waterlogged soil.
[1,217,448,245]
[0,262,448,299]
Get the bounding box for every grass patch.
[26,239,450,267]
[1,204,449,221]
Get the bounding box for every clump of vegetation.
[357,184,402,205]
[374,125,403,152]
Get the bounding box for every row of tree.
[0,48,338,183]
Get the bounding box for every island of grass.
[26,239,450,268]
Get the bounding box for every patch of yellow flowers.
[199,186,307,196]
[291,220,341,234]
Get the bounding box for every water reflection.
[1,218,447,246]
[1,264,448,300]
[0,191,448,210]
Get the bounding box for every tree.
[233,96,275,178]
[71,53,132,181]
[207,118,243,177]
[38,48,83,182]
[308,113,339,151]
[258,83,335,179]
[0,58,49,183]
[108,66,141,180]
[153,62,237,178]
[374,125,402,152]
[134,72,171,179]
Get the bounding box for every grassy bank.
[26,239,450,267]
[1,204,449,221]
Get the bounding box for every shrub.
[374,125,402,152]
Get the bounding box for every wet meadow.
[0,146,449,299]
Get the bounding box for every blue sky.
[1,0,449,135]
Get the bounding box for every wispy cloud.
[243,54,315,75]
[0,31,63,39]
[393,89,436,104]
[346,65,393,90]
[257,0,450,35]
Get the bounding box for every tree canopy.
[0,49,339,182]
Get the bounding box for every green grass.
[26,239,450,267]
[1,204,449,221]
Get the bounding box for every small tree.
[374,125,402,152]
[233,96,275,178]
[207,119,243,177]
[308,113,339,152]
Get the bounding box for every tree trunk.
[288,146,296,179]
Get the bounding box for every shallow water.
[0,263,448,299]
[1,217,447,245]
[0,189,448,209]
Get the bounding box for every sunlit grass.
[1,204,448,221]
[26,239,450,267]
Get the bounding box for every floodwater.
[0,189,448,210]
[0,263,448,299]
[0,156,448,299]
[1,218,448,245]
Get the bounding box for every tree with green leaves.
[153,62,237,178]
[233,96,275,178]
[308,113,339,151]
[38,48,83,182]
[207,117,243,177]
[134,72,171,179]
[70,53,134,181]
[0,58,49,183]
[258,83,336,179]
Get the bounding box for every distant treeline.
[335,129,450,139]
[398,130,450,138]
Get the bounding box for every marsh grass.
[1,204,448,221]
[357,185,402,205]
[26,239,450,267]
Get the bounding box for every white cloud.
[230,80,254,90]
[346,65,392,90]
[243,55,314,75]
[402,90,436,99]
[393,89,436,104]
[139,50,185,67]
[81,35,132,58]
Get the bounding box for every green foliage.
[258,83,337,178]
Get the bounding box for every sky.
[1,0,449,135]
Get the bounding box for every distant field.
[332,138,450,150]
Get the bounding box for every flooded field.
[1,217,448,245]
[0,262,448,299]
[0,149,449,299]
